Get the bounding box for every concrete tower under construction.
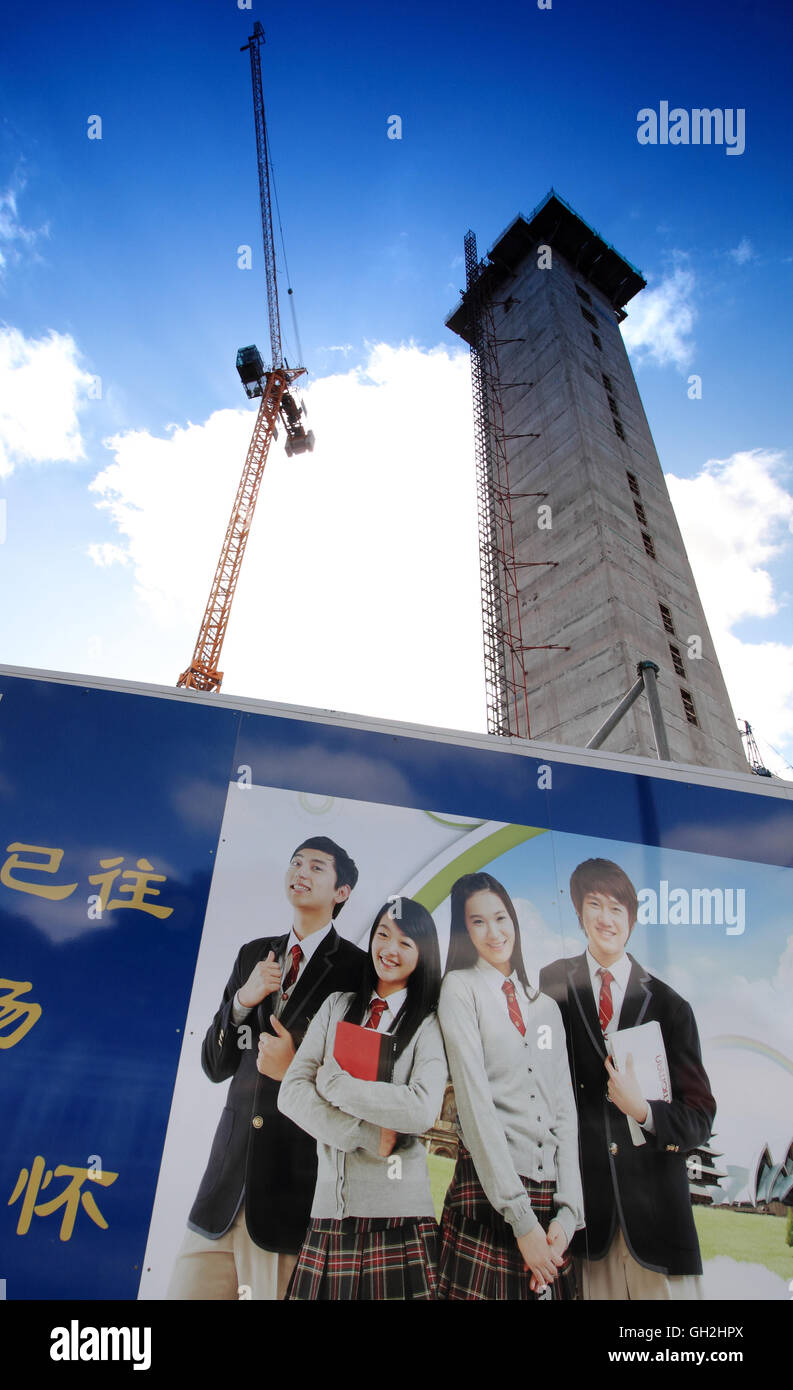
[446,190,748,775]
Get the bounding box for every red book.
[333,1021,396,1082]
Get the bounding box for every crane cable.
[740,719,793,776]
[266,126,306,370]
[757,735,793,775]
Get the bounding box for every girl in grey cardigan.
[437,872,584,1300]
[278,897,447,1299]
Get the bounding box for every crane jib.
[249,29,282,372]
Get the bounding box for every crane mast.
[178,21,313,693]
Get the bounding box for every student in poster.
[437,872,583,1300]
[278,897,447,1299]
[539,857,716,1300]
[166,836,366,1301]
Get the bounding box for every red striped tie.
[598,968,614,1033]
[365,998,388,1031]
[281,944,302,1000]
[502,979,526,1036]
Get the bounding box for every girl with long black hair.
[437,871,583,1300]
[278,896,447,1299]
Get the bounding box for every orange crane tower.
[178,21,313,693]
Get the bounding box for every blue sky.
[1,0,792,769]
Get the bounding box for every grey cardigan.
[278,991,448,1220]
[438,967,584,1242]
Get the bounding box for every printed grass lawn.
[693,1206,792,1278]
[428,1156,793,1281]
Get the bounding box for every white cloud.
[89,407,255,624]
[621,263,696,369]
[86,542,129,568]
[0,326,95,478]
[728,237,755,265]
[89,343,485,729]
[0,180,48,274]
[666,450,792,628]
[513,896,570,980]
[774,933,793,992]
[716,634,793,774]
[666,449,793,765]
[673,930,793,1168]
[82,351,793,771]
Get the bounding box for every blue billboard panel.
[0,675,238,1299]
[1,670,791,1301]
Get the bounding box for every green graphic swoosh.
[413,824,547,912]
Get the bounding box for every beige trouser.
[579,1227,704,1301]
[166,1208,298,1301]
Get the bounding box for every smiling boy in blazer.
[539,858,716,1300]
[167,835,366,1301]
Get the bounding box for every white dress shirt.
[585,948,654,1133]
[474,956,530,1031]
[231,919,335,1023]
[364,987,407,1032]
[585,947,632,1033]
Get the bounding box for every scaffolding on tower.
[464,231,545,738]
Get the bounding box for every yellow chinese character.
[87,857,125,910]
[9,1156,118,1242]
[89,857,173,919]
[0,844,78,901]
[0,979,42,1049]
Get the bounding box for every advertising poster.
[2,668,791,1317]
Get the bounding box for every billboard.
[1,665,792,1302]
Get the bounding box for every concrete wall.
[481,240,748,773]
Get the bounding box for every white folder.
[609,1021,671,1146]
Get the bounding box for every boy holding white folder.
[540,858,716,1300]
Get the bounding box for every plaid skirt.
[286,1215,439,1301]
[437,1146,577,1301]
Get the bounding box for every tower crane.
[739,720,772,777]
[178,21,313,693]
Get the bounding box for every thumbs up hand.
[256,1014,296,1080]
[239,950,281,1008]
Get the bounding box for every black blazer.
[539,952,716,1276]
[188,927,366,1253]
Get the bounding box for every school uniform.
[437,961,584,1301]
[167,924,365,1301]
[539,950,716,1299]
[277,989,448,1300]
